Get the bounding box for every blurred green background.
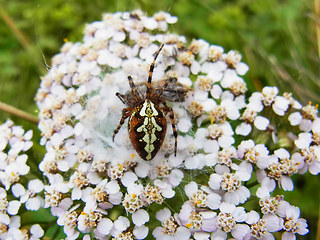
[0,0,319,239]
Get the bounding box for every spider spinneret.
[113,44,188,161]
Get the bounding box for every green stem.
[314,0,320,58]
[0,6,30,51]
[0,101,38,124]
[24,219,57,227]
[245,180,259,189]
[52,225,63,240]
[317,199,320,240]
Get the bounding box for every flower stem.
[245,180,259,189]
[317,202,320,240]
[315,0,320,58]
[52,225,62,240]
[0,6,30,51]
[0,101,38,124]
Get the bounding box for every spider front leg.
[116,92,131,106]
[112,107,133,141]
[128,76,142,102]
[155,78,175,99]
[162,103,177,156]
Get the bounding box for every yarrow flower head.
[33,10,317,239]
[0,120,44,239]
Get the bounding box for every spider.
[112,44,189,160]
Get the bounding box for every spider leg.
[162,103,177,156]
[113,107,133,141]
[116,92,132,106]
[128,76,142,101]
[146,44,164,98]
[155,77,175,98]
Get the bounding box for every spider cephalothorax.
[112,44,189,160]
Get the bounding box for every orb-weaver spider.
[112,44,189,160]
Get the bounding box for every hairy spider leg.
[146,44,164,99]
[154,77,175,99]
[112,107,133,141]
[162,103,177,156]
[115,92,132,106]
[128,76,142,102]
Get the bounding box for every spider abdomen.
[128,100,167,160]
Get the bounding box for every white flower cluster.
[35,10,318,239]
[0,120,44,239]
